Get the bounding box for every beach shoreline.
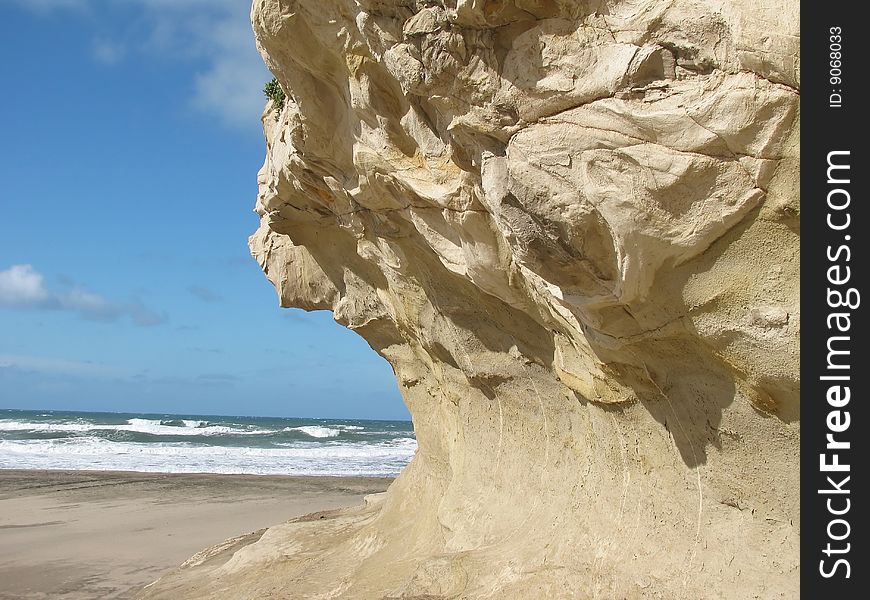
[0,469,392,599]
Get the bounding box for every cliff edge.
[140,0,799,597]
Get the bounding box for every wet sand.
[0,469,392,599]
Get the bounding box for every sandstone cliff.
[141,1,799,598]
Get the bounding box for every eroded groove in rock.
[140,1,799,598]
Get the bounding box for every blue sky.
[0,0,407,420]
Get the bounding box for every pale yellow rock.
[140,1,799,598]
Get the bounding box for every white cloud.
[187,285,222,303]
[136,0,270,128]
[0,264,166,326]
[3,0,87,11]
[60,287,125,321]
[128,301,167,326]
[91,38,126,65]
[6,0,270,129]
[192,47,269,128]
[0,354,121,377]
[0,264,50,305]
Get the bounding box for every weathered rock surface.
[141,0,799,598]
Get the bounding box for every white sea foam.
[0,420,94,432]
[0,412,416,476]
[124,418,272,436]
[0,418,271,437]
[0,436,417,476]
[286,425,341,438]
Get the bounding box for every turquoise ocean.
[0,409,415,476]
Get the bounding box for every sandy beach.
[0,469,392,599]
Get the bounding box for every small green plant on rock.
[263,77,286,111]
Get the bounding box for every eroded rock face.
[142,1,799,598]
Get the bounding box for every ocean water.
[0,409,416,476]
